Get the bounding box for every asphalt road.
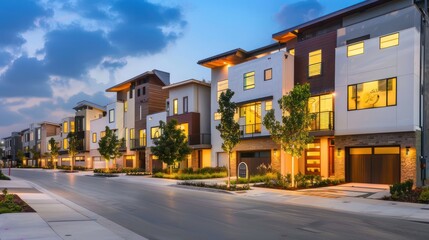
[9,169,429,240]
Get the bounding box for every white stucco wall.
[146,112,167,148]
[335,27,421,135]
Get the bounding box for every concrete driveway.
[297,183,390,199]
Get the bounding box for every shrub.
[256,163,275,175]
[418,187,429,203]
[390,179,413,200]
[0,171,10,180]
[152,171,227,180]
[0,188,22,213]
[93,168,144,174]
[178,181,250,191]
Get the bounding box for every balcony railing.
[310,111,334,131]
[188,134,211,145]
[130,138,147,150]
[239,124,262,138]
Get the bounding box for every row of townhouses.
[1,0,428,186]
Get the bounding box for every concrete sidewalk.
[0,176,146,240]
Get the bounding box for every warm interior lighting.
[405,146,410,156]
[337,148,342,157]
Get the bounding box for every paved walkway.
[0,175,146,240]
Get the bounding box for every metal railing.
[309,111,334,131]
[239,124,262,138]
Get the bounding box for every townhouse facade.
[2,132,22,166]
[198,0,428,186]
[146,79,212,172]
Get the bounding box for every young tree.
[67,132,79,171]
[98,126,125,172]
[216,89,240,189]
[49,138,60,169]
[17,150,26,166]
[151,119,192,174]
[263,83,315,187]
[30,146,41,167]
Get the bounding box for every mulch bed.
[0,194,35,213]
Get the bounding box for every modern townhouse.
[21,128,31,165]
[198,45,293,176]
[57,116,76,167]
[27,122,61,167]
[106,69,170,170]
[2,132,22,167]
[145,79,212,172]
[199,0,429,186]
[89,101,125,169]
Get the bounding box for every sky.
[0,0,364,138]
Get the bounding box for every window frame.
[308,49,322,77]
[109,109,115,123]
[151,126,161,139]
[380,32,399,49]
[243,71,255,90]
[264,68,272,81]
[347,41,364,57]
[183,96,188,113]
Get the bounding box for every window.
[177,123,189,140]
[100,131,106,138]
[265,101,272,111]
[289,48,295,56]
[93,157,101,162]
[348,77,397,111]
[63,138,68,149]
[48,143,52,151]
[239,102,262,134]
[380,32,399,49]
[139,129,146,147]
[308,94,334,130]
[183,97,188,113]
[109,109,115,123]
[75,156,85,162]
[124,101,128,112]
[36,128,41,140]
[264,69,272,81]
[173,99,178,115]
[166,101,170,115]
[347,42,364,57]
[92,133,97,143]
[217,79,228,100]
[308,49,322,77]
[143,87,146,95]
[70,121,75,133]
[130,128,135,140]
[30,132,34,141]
[151,127,161,139]
[139,105,142,120]
[214,112,221,120]
[137,88,141,97]
[243,71,255,90]
[63,121,69,133]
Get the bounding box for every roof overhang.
[197,49,247,68]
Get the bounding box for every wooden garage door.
[346,147,400,184]
[238,151,271,176]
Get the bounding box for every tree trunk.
[71,156,74,172]
[291,156,295,187]
[227,152,231,189]
[54,158,57,170]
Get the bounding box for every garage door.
[238,151,271,175]
[346,147,400,184]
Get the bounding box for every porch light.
[337,148,342,157]
[405,146,410,156]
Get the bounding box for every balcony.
[188,134,211,145]
[239,124,262,138]
[119,141,127,152]
[310,111,334,131]
[130,138,147,150]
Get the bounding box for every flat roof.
[106,69,170,92]
[163,79,210,90]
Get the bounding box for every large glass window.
[347,42,364,57]
[63,138,68,149]
[173,99,178,115]
[139,129,146,147]
[239,102,261,134]
[70,121,75,133]
[92,133,97,143]
[243,71,255,90]
[124,101,128,112]
[151,127,161,139]
[348,77,397,111]
[265,100,272,111]
[177,123,189,140]
[217,79,228,100]
[130,128,135,140]
[109,109,115,123]
[380,33,399,49]
[63,121,68,133]
[308,94,334,131]
[308,49,322,77]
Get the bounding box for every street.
[7,169,429,240]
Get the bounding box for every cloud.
[0,56,52,97]
[276,0,324,28]
[101,59,127,70]
[59,91,113,111]
[0,0,53,47]
[0,51,12,67]
[0,104,22,125]
[43,26,113,78]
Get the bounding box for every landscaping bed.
[0,171,10,180]
[0,189,35,214]
[178,181,250,191]
[382,180,429,204]
[152,167,227,180]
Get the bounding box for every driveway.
[297,183,390,199]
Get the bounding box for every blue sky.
[0,0,363,138]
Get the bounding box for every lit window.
[183,96,188,113]
[348,77,397,111]
[100,131,106,138]
[243,71,255,90]
[124,101,128,112]
[380,32,399,49]
[308,49,322,77]
[151,127,161,139]
[109,109,115,123]
[177,123,189,138]
[289,48,295,56]
[37,128,41,140]
[173,99,178,115]
[63,121,68,133]
[92,133,97,143]
[347,42,364,57]
[308,94,334,131]
[217,80,228,100]
[214,112,221,120]
[130,128,135,140]
[264,69,272,81]
[63,138,69,149]
[139,129,146,147]
[70,121,75,133]
[239,102,262,134]
[265,101,272,111]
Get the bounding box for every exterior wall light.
[405,146,410,156]
[337,148,342,157]
[273,149,278,156]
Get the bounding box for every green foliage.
[153,172,227,180]
[93,168,144,174]
[418,187,429,203]
[98,126,125,172]
[180,167,227,175]
[256,163,274,175]
[389,179,413,200]
[0,188,22,213]
[178,181,250,191]
[30,146,41,167]
[67,132,80,172]
[231,173,278,184]
[16,149,26,166]
[56,165,88,171]
[0,171,10,180]
[263,83,314,158]
[151,119,192,168]
[216,89,240,188]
